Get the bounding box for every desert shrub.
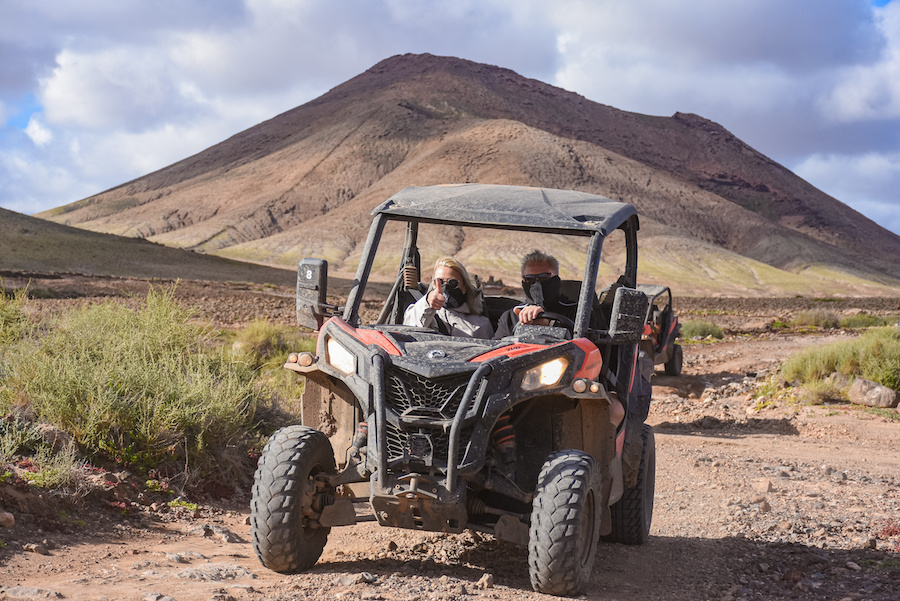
[782,327,900,391]
[790,309,840,329]
[0,286,32,344]
[797,379,845,405]
[0,415,83,489]
[2,288,271,487]
[18,443,82,489]
[0,415,44,462]
[680,320,724,340]
[229,319,316,406]
[840,313,900,329]
[230,319,315,369]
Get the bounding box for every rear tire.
[664,344,683,376]
[528,450,602,596]
[251,425,336,573]
[604,424,655,544]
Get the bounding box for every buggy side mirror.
[607,287,648,344]
[296,258,337,330]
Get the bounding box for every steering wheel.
[536,311,576,331]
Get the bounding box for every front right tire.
[251,425,336,573]
[528,450,602,596]
[604,424,655,545]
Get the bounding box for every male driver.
[493,250,577,339]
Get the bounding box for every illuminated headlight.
[325,337,356,375]
[521,358,569,391]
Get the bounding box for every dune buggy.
[636,284,683,376]
[251,184,656,596]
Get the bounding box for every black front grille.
[385,368,471,416]
[383,366,476,466]
[385,422,474,467]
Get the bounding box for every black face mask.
[523,275,561,309]
[442,280,467,309]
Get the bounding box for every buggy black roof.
[373,184,638,236]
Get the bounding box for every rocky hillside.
[37,53,900,295]
[0,207,294,286]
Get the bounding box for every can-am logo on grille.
[427,349,446,358]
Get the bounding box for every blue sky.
[2,0,899,236]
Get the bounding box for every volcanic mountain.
[39,53,900,296]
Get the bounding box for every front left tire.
[251,425,336,573]
[528,450,602,596]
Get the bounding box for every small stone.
[754,479,773,493]
[144,594,178,601]
[387,540,398,551]
[24,543,50,555]
[0,510,14,528]
[845,561,861,571]
[759,500,771,512]
[339,573,366,586]
[475,573,494,589]
[848,378,899,408]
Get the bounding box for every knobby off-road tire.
[664,344,683,376]
[604,424,655,545]
[251,425,336,573]
[528,450,602,596]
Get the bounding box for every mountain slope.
[0,207,294,286]
[38,53,900,292]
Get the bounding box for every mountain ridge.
[35,53,900,295]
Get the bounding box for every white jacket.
[403,295,493,339]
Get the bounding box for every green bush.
[840,313,900,329]
[782,327,900,392]
[0,286,32,344]
[790,309,839,329]
[230,319,316,369]
[680,320,724,340]
[228,319,316,405]
[2,288,273,487]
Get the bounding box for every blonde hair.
[432,257,484,314]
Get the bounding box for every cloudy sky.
[2,0,899,235]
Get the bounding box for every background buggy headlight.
[521,358,569,391]
[325,337,356,375]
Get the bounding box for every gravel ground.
[1,276,898,601]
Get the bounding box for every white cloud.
[794,151,900,234]
[819,2,900,121]
[24,114,52,146]
[40,48,197,130]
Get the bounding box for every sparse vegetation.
[0,288,305,492]
[790,309,840,329]
[680,320,724,340]
[781,327,900,397]
[840,313,900,329]
[0,285,32,344]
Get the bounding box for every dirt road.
[1,278,898,600]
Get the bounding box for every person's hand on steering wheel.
[516,304,548,325]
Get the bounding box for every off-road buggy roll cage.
[300,183,640,340]
[254,184,655,597]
